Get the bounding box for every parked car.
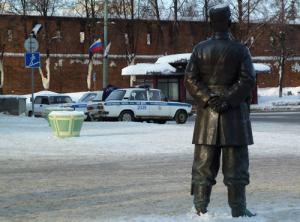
[86,87,192,124]
[78,91,103,103]
[27,94,73,117]
[62,91,103,120]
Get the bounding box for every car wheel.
[28,111,33,117]
[175,110,188,124]
[85,114,93,121]
[118,111,135,122]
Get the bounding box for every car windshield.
[105,90,126,101]
[49,96,73,104]
[93,92,104,101]
[78,93,97,102]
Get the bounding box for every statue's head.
[209,4,231,32]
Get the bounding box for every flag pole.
[103,0,108,88]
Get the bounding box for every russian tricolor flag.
[89,39,104,55]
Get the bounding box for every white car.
[86,87,192,124]
[77,91,103,103]
[28,94,73,117]
[62,91,103,120]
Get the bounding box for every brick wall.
[0,15,300,95]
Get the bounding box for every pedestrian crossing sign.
[25,52,40,68]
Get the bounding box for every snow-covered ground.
[252,87,300,112]
[0,113,300,222]
[0,113,299,159]
[1,87,300,222]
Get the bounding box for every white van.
[27,94,73,117]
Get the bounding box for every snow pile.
[121,63,176,76]
[251,87,300,111]
[272,100,300,106]
[155,54,270,73]
[258,87,300,97]
[155,53,191,64]
[253,63,270,72]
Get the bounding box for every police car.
[86,87,192,124]
[60,91,103,120]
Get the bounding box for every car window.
[79,93,97,102]
[41,97,49,105]
[105,90,126,101]
[49,96,73,104]
[160,91,168,101]
[149,90,161,101]
[129,90,147,101]
[34,97,42,104]
[93,92,104,101]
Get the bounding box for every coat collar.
[212,32,230,40]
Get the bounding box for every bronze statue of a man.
[184,4,256,218]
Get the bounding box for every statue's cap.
[209,4,231,23]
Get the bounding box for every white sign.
[24,37,39,52]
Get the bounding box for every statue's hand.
[207,96,230,113]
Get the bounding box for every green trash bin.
[48,111,85,138]
[44,107,74,126]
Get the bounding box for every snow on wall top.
[122,53,270,76]
[155,53,191,64]
[253,63,271,72]
[121,63,176,76]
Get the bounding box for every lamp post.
[103,0,108,88]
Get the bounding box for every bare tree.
[0,0,8,14]
[72,0,103,90]
[226,0,266,44]
[179,0,200,18]
[6,0,31,40]
[0,0,7,91]
[0,34,4,91]
[111,0,138,65]
[170,0,191,23]
[269,0,299,97]
[29,0,62,90]
[0,0,17,92]
[110,0,140,86]
[149,0,161,20]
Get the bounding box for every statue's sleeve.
[226,47,256,107]
[184,49,213,108]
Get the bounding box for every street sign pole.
[30,34,35,117]
[24,34,39,117]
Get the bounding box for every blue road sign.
[25,52,40,68]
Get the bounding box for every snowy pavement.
[0,113,300,222]
[0,113,300,159]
